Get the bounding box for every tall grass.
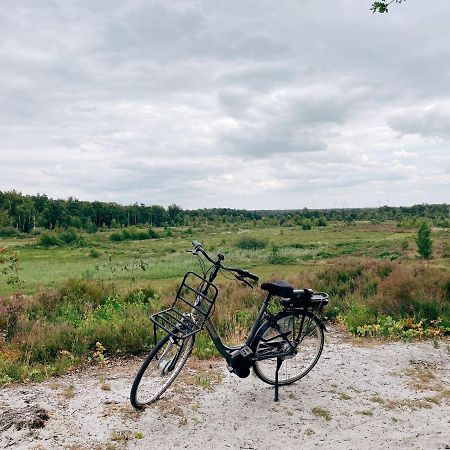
[1,257,449,384]
[0,280,161,384]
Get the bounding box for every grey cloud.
[225,126,326,158]
[388,105,450,140]
[1,0,450,208]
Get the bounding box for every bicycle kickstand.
[274,357,283,402]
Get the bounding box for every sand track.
[1,328,449,449]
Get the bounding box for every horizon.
[2,189,447,212]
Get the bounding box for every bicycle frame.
[158,241,325,369]
[201,292,273,364]
[197,290,314,366]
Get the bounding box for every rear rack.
[151,272,218,339]
[280,291,329,311]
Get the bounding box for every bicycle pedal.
[239,346,253,358]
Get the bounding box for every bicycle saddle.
[260,280,294,298]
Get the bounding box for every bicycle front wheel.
[252,311,324,385]
[130,333,195,409]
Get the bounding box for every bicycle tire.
[130,333,195,409]
[252,311,324,386]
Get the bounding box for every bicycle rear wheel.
[252,311,324,385]
[130,333,195,409]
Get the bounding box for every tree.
[371,0,405,14]
[167,204,183,226]
[416,221,433,259]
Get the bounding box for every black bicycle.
[130,241,328,409]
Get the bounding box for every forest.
[1,190,448,234]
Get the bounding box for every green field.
[1,221,449,384]
[3,221,448,293]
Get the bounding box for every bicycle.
[130,241,329,409]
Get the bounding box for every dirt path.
[1,328,449,450]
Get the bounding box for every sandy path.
[1,328,449,450]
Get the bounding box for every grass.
[370,395,385,404]
[311,406,332,421]
[63,383,75,399]
[0,220,449,383]
[338,392,352,400]
[358,410,374,416]
[195,374,212,390]
[1,221,426,294]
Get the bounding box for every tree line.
[0,190,448,234]
[0,190,261,233]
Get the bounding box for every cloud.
[0,0,449,208]
[224,125,327,158]
[388,104,450,140]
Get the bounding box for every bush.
[38,231,60,247]
[0,293,29,340]
[38,229,85,247]
[123,286,158,304]
[89,248,101,258]
[317,217,327,227]
[340,303,377,334]
[0,227,20,238]
[235,236,266,250]
[58,227,83,245]
[369,265,450,321]
[110,227,160,242]
[268,244,296,265]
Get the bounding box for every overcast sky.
[1,0,449,209]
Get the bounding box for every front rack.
[151,272,218,339]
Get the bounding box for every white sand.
[1,327,449,449]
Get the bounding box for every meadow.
[1,221,449,384]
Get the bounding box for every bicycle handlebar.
[188,241,259,283]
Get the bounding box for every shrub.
[0,293,29,340]
[268,244,296,265]
[58,279,115,310]
[339,303,376,334]
[123,286,157,304]
[416,221,432,259]
[369,265,450,320]
[235,236,266,250]
[89,248,101,258]
[317,217,327,227]
[0,227,20,238]
[434,218,449,228]
[38,231,60,247]
[58,227,83,245]
[110,227,160,242]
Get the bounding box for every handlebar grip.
[246,272,259,282]
[192,241,202,249]
[237,269,259,282]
